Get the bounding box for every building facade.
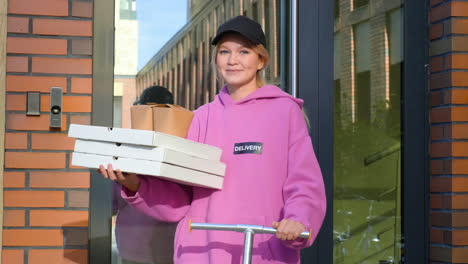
[0,0,467,263]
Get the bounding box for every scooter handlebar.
[189,220,312,240]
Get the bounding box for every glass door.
[333,1,403,263]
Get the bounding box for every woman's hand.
[98,164,141,192]
[272,219,306,240]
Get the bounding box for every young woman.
[100,15,326,264]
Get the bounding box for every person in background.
[102,16,326,264]
[114,85,176,264]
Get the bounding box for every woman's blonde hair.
[211,36,270,88]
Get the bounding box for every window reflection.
[333,0,403,263]
[354,0,369,9]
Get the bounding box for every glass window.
[333,1,403,263]
[111,1,281,263]
[354,0,369,9]
[120,0,136,20]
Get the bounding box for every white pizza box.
[68,124,221,161]
[72,152,224,189]
[74,139,226,176]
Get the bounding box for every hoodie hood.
[216,84,304,108]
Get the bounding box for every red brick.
[5,132,28,149]
[452,230,468,245]
[72,1,93,18]
[71,78,92,94]
[438,124,468,139]
[30,171,89,188]
[452,177,468,192]
[451,89,468,104]
[453,159,468,174]
[6,75,67,93]
[431,160,446,174]
[452,72,468,87]
[7,17,29,33]
[8,0,68,16]
[32,57,92,75]
[430,246,451,262]
[4,171,26,188]
[30,210,88,227]
[431,2,450,22]
[29,249,87,264]
[430,72,450,90]
[68,191,89,208]
[33,19,92,37]
[6,113,67,131]
[430,91,443,106]
[430,194,468,210]
[452,107,468,121]
[31,133,75,150]
[448,54,468,69]
[4,190,64,207]
[431,107,468,123]
[430,23,444,40]
[430,228,444,243]
[452,194,468,209]
[451,19,468,35]
[431,2,468,23]
[431,177,452,192]
[431,142,450,157]
[4,210,26,227]
[6,94,26,111]
[70,115,91,125]
[430,194,444,209]
[71,39,92,55]
[430,56,444,72]
[2,250,24,264]
[7,56,28,72]
[431,125,445,140]
[7,37,67,55]
[452,247,468,263]
[446,140,466,156]
[452,2,468,17]
[41,95,92,113]
[431,177,468,192]
[431,211,452,227]
[5,152,66,169]
[3,229,63,246]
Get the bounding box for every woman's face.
[216,33,264,90]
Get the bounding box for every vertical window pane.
[354,0,369,9]
[333,1,403,263]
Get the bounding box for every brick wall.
[429,0,468,263]
[3,0,93,263]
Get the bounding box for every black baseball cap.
[211,16,267,47]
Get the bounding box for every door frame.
[295,0,429,262]
[89,0,114,263]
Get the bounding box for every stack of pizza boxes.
[69,104,225,189]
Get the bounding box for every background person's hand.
[272,219,306,240]
[98,164,141,192]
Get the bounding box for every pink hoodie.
[122,85,326,264]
